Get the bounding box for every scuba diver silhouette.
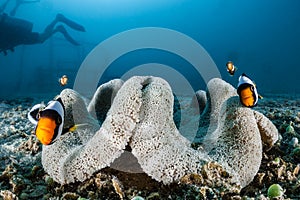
[0,0,86,55]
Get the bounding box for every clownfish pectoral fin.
[69,123,89,132]
[61,123,89,135]
[69,125,77,132]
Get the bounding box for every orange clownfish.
[59,75,68,86]
[28,98,76,145]
[237,73,262,107]
[226,61,237,76]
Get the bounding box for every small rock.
[112,176,124,200]
[257,194,268,200]
[18,135,40,154]
[88,191,96,199]
[61,192,79,200]
[277,165,286,180]
[77,198,89,200]
[29,185,47,198]
[131,196,145,200]
[10,175,26,194]
[279,121,289,133]
[293,164,300,176]
[271,157,280,166]
[94,172,109,189]
[43,193,52,200]
[292,147,300,161]
[295,116,300,123]
[19,192,29,200]
[255,173,265,187]
[286,122,295,134]
[180,173,204,185]
[290,137,299,147]
[9,125,16,133]
[77,179,94,193]
[17,105,22,111]
[45,175,54,186]
[267,184,284,199]
[286,170,297,182]
[0,190,17,200]
[146,192,160,199]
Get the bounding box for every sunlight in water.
[44,0,186,15]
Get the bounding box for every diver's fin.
[56,13,86,32]
[55,25,80,45]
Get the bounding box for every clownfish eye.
[250,85,255,92]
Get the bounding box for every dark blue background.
[1,0,299,97]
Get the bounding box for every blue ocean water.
[1,0,300,98]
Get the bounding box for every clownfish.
[59,75,68,86]
[28,98,80,145]
[226,61,237,76]
[237,73,262,107]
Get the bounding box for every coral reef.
[195,78,278,187]
[195,78,237,144]
[42,76,210,185]
[253,110,279,150]
[40,76,278,189]
[87,79,124,124]
[208,96,263,188]
[129,77,209,184]
[1,91,299,199]
[42,77,142,184]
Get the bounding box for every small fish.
[59,75,68,86]
[28,97,83,145]
[237,73,261,107]
[226,61,237,76]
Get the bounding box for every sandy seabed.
[0,94,299,200]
